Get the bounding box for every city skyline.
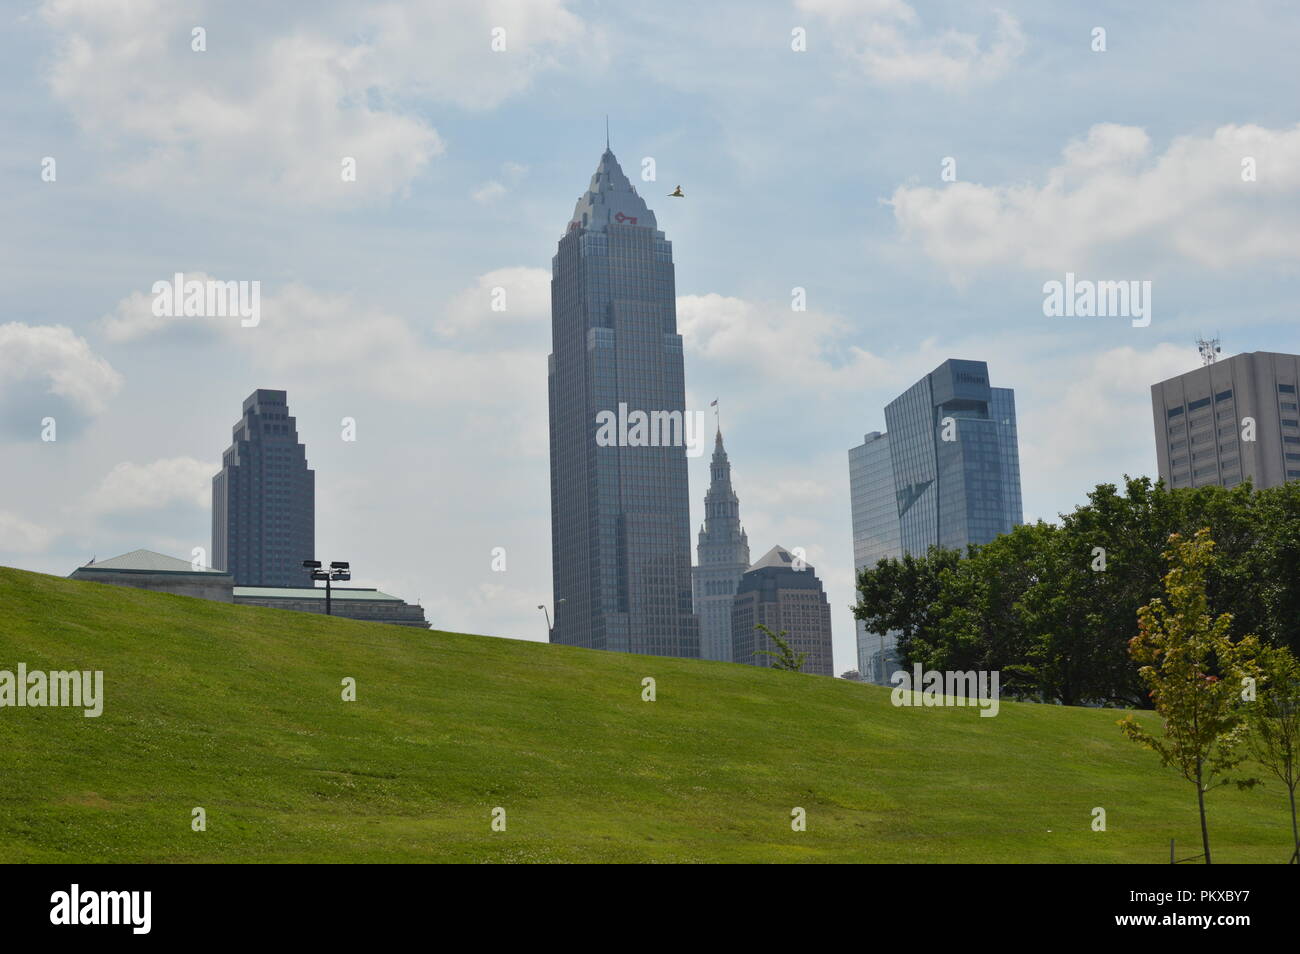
[4,1,1299,675]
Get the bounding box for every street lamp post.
[538,598,565,639]
[303,560,351,616]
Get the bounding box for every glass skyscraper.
[848,431,901,683]
[849,359,1022,682]
[547,147,700,657]
[212,388,314,586]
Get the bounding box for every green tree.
[1053,477,1178,705]
[1119,529,1260,864]
[993,523,1106,706]
[927,523,1054,698]
[1244,644,1300,862]
[753,624,807,673]
[853,547,961,669]
[852,477,1300,708]
[1250,481,1300,656]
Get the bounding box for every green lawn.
[0,566,1289,862]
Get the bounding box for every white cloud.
[95,275,547,433]
[39,0,588,204]
[678,292,893,396]
[472,181,508,203]
[99,284,165,343]
[0,511,58,554]
[85,458,212,514]
[440,267,550,337]
[0,322,123,419]
[99,272,246,343]
[471,161,530,203]
[889,122,1300,277]
[1017,343,1197,512]
[221,283,543,417]
[797,1,1024,88]
[360,2,596,110]
[744,478,832,509]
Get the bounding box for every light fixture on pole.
[538,598,565,638]
[304,559,350,616]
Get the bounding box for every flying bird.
[668,185,685,197]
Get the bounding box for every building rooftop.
[748,544,790,571]
[746,544,817,574]
[79,549,228,574]
[737,545,825,596]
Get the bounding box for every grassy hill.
[0,566,1289,863]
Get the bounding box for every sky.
[2,0,1298,674]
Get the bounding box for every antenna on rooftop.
[1196,335,1222,366]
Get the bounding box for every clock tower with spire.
[692,427,750,661]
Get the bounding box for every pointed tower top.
[748,544,795,572]
[569,147,657,233]
[743,544,812,575]
[605,115,610,150]
[710,418,732,467]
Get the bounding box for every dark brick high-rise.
[732,546,834,677]
[212,389,314,586]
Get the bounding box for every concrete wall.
[69,569,235,602]
[231,595,428,628]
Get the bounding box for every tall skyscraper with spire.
[212,388,314,587]
[693,428,750,662]
[547,143,700,657]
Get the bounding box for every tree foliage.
[753,624,807,672]
[853,546,961,667]
[852,477,1300,706]
[1118,529,1260,864]
[1244,643,1300,862]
